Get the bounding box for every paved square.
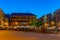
[0,30,60,40]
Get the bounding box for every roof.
[54,9,60,13]
[5,14,11,19]
[11,13,36,16]
[56,9,60,11]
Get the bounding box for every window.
[32,17,33,19]
[22,22,26,25]
[27,17,30,19]
[59,11,60,13]
[21,17,23,19]
[11,17,16,19]
[17,17,20,19]
[23,17,26,19]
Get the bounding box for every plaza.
[0,30,60,40]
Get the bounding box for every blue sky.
[0,0,60,18]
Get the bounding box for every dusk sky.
[0,0,60,18]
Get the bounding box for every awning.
[58,28,60,29]
[47,27,56,29]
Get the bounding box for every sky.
[0,0,60,18]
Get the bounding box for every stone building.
[9,13,37,28]
[54,9,60,28]
[46,13,54,27]
[38,13,54,29]
[0,9,9,28]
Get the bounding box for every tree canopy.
[30,20,42,28]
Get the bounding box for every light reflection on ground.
[0,30,60,40]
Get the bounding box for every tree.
[30,20,36,27]
[30,20,43,32]
[30,20,42,28]
[35,21,42,28]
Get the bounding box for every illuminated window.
[22,22,25,25]
[15,22,17,24]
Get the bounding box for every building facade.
[1,8,60,29]
[0,9,9,28]
[0,9,37,28]
[54,9,60,28]
[38,16,44,28]
[38,9,60,29]
[9,13,37,28]
[46,13,54,27]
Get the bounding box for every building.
[0,9,9,28]
[10,13,37,28]
[46,13,54,27]
[54,9,60,28]
[0,9,37,28]
[38,9,60,29]
[5,14,11,26]
[44,15,49,28]
[37,16,44,27]
[1,8,60,30]
[38,13,54,29]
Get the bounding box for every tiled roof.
[5,13,36,19]
[11,13,36,16]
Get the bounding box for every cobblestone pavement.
[0,30,60,40]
